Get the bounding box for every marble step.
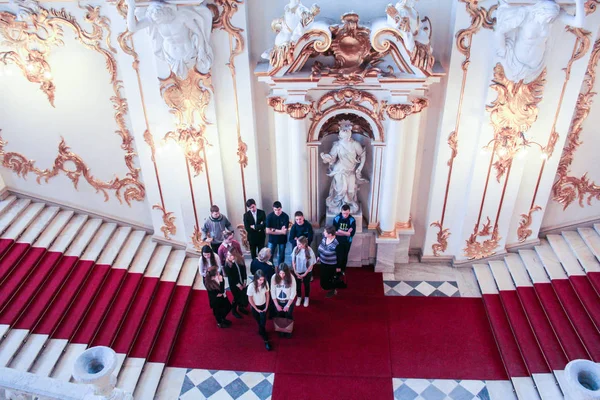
[563,230,600,274]
[578,227,600,262]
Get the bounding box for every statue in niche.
[320,120,368,215]
[261,0,320,68]
[126,0,213,78]
[495,0,585,83]
[386,0,420,49]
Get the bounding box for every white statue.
[386,0,420,49]
[261,0,320,67]
[320,120,368,215]
[495,0,585,83]
[126,0,213,78]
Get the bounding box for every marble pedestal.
[310,227,375,267]
[325,207,363,232]
[375,233,410,273]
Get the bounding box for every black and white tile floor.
[384,280,460,297]
[179,369,273,400]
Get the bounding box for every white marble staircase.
[473,224,600,399]
[0,195,199,399]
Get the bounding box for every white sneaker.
[296,297,301,307]
[304,298,309,307]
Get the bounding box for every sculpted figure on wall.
[386,0,420,49]
[261,0,320,68]
[495,0,585,83]
[321,120,367,215]
[126,0,213,78]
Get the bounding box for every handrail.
[0,366,91,400]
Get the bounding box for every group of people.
[198,199,357,351]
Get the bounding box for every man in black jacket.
[243,198,266,259]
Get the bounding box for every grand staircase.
[473,226,600,399]
[0,195,200,399]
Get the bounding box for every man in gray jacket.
[202,205,233,253]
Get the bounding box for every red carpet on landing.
[168,266,507,398]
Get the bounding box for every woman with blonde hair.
[291,236,316,307]
[271,263,296,338]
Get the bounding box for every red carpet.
[569,276,600,330]
[0,238,15,262]
[168,268,507,382]
[0,247,46,309]
[0,243,31,282]
[272,373,393,400]
[534,283,591,361]
[588,272,600,295]
[113,277,160,354]
[91,273,144,348]
[499,290,550,374]
[480,294,528,377]
[516,287,568,369]
[552,279,600,361]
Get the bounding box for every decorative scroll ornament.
[447,130,458,167]
[517,205,541,243]
[553,38,600,209]
[236,223,250,251]
[191,225,210,251]
[261,0,320,69]
[495,0,585,83]
[126,0,213,78]
[0,4,144,205]
[152,204,176,240]
[160,68,213,176]
[464,217,500,260]
[386,98,428,120]
[456,0,496,64]
[486,63,546,182]
[285,102,312,119]
[267,96,287,113]
[430,221,449,257]
[585,0,600,14]
[385,0,433,61]
[309,88,386,141]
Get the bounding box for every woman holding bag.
[247,270,272,351]
[223,249,249,319]
[292,236,316,307]
[270,263,296,338]
[205,266,231,328]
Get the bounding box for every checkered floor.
[179,369,273,400]
[393,378,491,400]
[384,281,460,297]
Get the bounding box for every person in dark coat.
[250,247,275,283]
[223,249,249,319]
[205,266,231,328]
[243,198,267,259]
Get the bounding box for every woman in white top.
[271,263,296,338]
[198,245,222,277]
[291,236,316,308]
[247,269,271,351]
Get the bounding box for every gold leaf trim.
[517,205,541,243]
[386,98,428,120]
[0,4,144,205]
[552,39,600,209]
[152,203,177,240]
[192,225,210,252]
[430,221,450,257]
[463,217,501,260]
[236,223,250,251]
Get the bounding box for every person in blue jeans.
[266,201,290,266]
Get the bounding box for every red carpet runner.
[168,267,507,399]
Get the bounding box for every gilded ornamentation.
[267,96,287,113]
[430,221,449,257]
[236,223,250,251]
[456,0,496,64]
[237,140,248,168]
[309,88,386,141]
[191,225,209,252]
[152,204,176,240]
[553,38,600,209]
[486,63,546,182]
[386,98,428,120]
[517,205,541,243]
[160,68,213,176]
[0,4,145,205]
[447,130,458,167]
[585,0,600,14]
[464,217,501,260]
[285,102,313,119]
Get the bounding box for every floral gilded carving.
[486,63,546,182]
[152,204,176,240]
[464,217,500,260]
[0,4,145,205]
[517,205,541,243]
[160,68,213,176]
[236,223,250,251]
[430,221,449,257]
[552,38,600,209]
[386,98,428,120]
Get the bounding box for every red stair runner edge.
[588,272,600,295]
[149,285,193,363]
[74,268,129,344]
[0,247,46,310]
[516,286,569,370]
[569,276,600,331]
[534,283,591,361]
[129,280,177,359]
[112,277,160,354]
[0,243,31,283]
[0,239,15,263]
[32,260,95,335]
[552,279,600,361]
[53,264,112,340]
[482,294,529,377]
[13,255,79,329]
[91,273,144,348]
